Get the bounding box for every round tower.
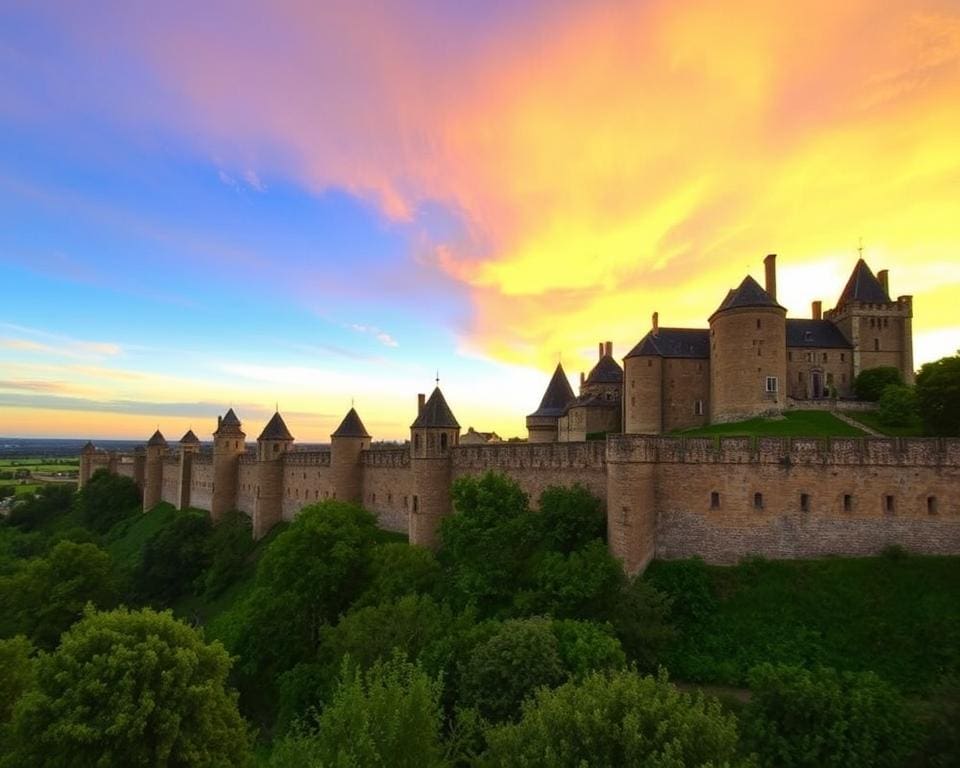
[709,262,787,423]
[254,412,294,538]
[211,408,245,522]
[410,387,460,549]
[177,429,201,511]
[79,441,96,489]
[624,354,663,434]
[330,407,371,504]
[143,430,168,512]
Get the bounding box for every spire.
[411,387,460,429]
[221,408,241,427]
[147,430,168,448]
[332,407,371,438]
[837,258,891,305]
[215,407,244,437]
[528,363,576,418]
[258,411,294,441]
[179,429,200,444]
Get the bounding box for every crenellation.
[361,448,409,468]
[284,450,332,467]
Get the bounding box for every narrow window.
[414,434,421,451]
[314,490,318,500]
[631,396,636,407]
[841,353,845,362]
[694,400,704,416]
[885,495,895,514]
[884,318,889,328]
[843,494,853,512]
[404,495,408,509]
[798,371,803,382]
[710,492,720,509]
[788,351,793,361]
[927,496,937,515]
[754,492,763,509]
[388,492,392,504]
[874,338,880,351]
[823,353,828,362]
[870,318,875,328]
[440,433,448,450]
[800,493,810,512]
[756,319,761,329]
[372,493,376,504]
[413,495,419,512]
[648,359,652,367]
[765,376,778,393]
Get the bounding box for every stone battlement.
[452,441,607,470]
[284,450,332,467]
[361,448,409,467]
[606,434,959,467]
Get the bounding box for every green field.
[674,410,867,438]
[847,409,925,437]
[0,457,79,499]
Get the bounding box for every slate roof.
[528,364,576,419]
[564,393,619,413]
[411,387,460,429]
[837,259,891,305]
[147,430,167,448]
[258,411,294,441]
[625,328,710,359]
[711,275,783,318]
[332,407,371,438]
[221,408,241,427]
[81,440,97,453]
[786,319,852,349]
[585,355,624,385]
[179,430,200,444]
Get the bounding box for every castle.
[79,255,959,572]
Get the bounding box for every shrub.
[74,469,140,534]
[5,484,76,532]
[610,575,677,672]
[877,384,918,427]
[854,366,903,401]
[356,542,442,607]
[133,509,212,605]
[743,663,911,768]
[537,484,605,552]
[915,353,960,436]
[203,510,254,598]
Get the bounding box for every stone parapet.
[284,450,333,466]
[361,448,409,467]
[452,441,606,470]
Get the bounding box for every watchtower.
[409,387,460,548]
[79,441,96,489]
[212,408,245,522]
[330,407,371,504]
[143,430,168,512]
[177,429,200,511]
[254,411,294,538]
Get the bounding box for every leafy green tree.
[743,663,910,768]
[233,501,378,679]
[74,468,140,533]
[459,617,567,722]
[537,484,605,553]
[644,557,716,626]
[6,483,76,532]
[0,540,118,649]
[481,668,748,767]
[915,674,960,767]
[134,509,213,605]
[6,607,252,768]
[204,510,254,598]
[439,472,538,615]
[551,620,626,679]
[915,353,960,436]
[0,636,33,724]
[877,384,919,427]
[270,655,446,768]
[854,366,903,401]
[356,541,442,607]
[519,539,623,620]
[610,575,677,672]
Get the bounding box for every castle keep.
[80,255,958,572]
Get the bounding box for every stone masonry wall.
[189,456,214,512]
[281,451,333,521]
[236,460,257,516]
[361,449,413,532]
[161,457,179,506]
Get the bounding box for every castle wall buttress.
[606,437,657,574]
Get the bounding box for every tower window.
[874,339,880,351]
[440,433,448,450]
[754,492,763,509]
[694,399,704,416]
[800,493,810,512]
[884,495,895,514]
[843,494,853,512]
[788,351,793,361]
[765,376,778,393]
[413,495,419,512]
[710,492,720,509]
[756,319,761,329]
[927,496,937,515]
[414,434,421,451]
[841,353,845,362]
[823,353,828,362]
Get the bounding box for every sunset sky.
[1,0,959,441]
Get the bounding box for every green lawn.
[674,410,867,438]
[647,553,960,695]
[846,410,925,437]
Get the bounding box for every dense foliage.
[915,353,960,436]
[74,468,141,533]
[854,366,903,401]
[878,384,919,427]
[4,607,251,768]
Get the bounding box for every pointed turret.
[411,387,460,429]
[81,440,97,454]
[527,364,575,442]
[143,430,168,511]
[179,429,200,445]
[147,430,168,448]
[212,409,245,522]
[837,258,892,306]
[258,411,294,442]
[410,387,459,548]
[710,275,782,319]
[332,407,371,438]
[330,406,372,505]
[254,410,295,539]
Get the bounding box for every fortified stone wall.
[189,455,214,512]
[236,459,257,516]
[161,456,179,506]
[451,442,607,506]
[281,451,332,521]
[116,461,135,480]
[361,448,413,532]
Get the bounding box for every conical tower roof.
[411,387,460,429]
[711,275,783,319]
[221,408,241,427]
[528,364,576,418]
[332,407,371,438]
[81,440,97,454]
[179,429,200,444]
[258,411,294,441]
[147,430,167,448]
[585,355,623,385]
[837,258,891,305]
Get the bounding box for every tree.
[743,663,910,768]
[551,620,626,679]
[232,501,378,680]
[915,354,960,436]
[355,541,442,607]
[0,636,33,724]
[6,607,252,768]
[134,509,213,605]
[204,510,254,598]
[481,668,748,767]
[0,540,118,649]
[74,468,140,534]
[439,472,539,615]
[854,366,903,401]
[610,575,676,672]
[459,617,567,722]
[5,483,76,532]
[877,384,919,427]
[270,655,445,768]
[537,485,605,553]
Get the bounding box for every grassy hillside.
[847,409,925,437]
[646,553,960,694]
[675,410,866,438]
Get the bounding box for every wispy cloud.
[0,323,122,359]
[349,324,399,348]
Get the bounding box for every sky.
[1,0,959,441]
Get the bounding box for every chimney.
[812,300,822,320]
[652,311,659,335]
[764,253,777,301]
[877,269,889,295]
[580,371,585,387]
[217,415,222,431]
[604,341,613,357]
[598,342,603,360]
[417,393,425,416]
